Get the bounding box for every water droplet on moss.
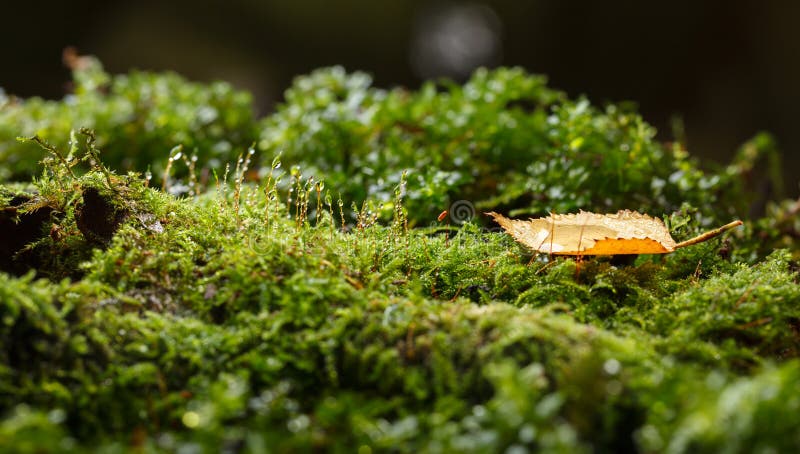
[182,411,200,428]
[287,414,310,433]
[603,358,621,375]
[48,408,66,424]
[519,424,536,443]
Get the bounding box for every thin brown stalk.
[675,220,744,249]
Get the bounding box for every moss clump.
[3,58,783,225]
[1,60,799,452]
[259,67,782,225]
[0,55,256,182]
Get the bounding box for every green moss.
[1,60,799,451]
[636,250,800,367]
[0,56,257,182]
[258,67,778,226]
[3,60,781,226]
[638,362,800,453]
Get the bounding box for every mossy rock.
[1,61,799,452]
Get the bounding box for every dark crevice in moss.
[75,186,128,245]
[0,192,57,276]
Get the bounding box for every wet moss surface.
[1,58,799,452]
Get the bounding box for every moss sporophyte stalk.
[1,56,799,452]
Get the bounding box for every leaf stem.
[674,220,743,249]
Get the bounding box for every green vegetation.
[0,54,256,183]
[1,58,798,452]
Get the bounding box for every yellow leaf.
[487,210,742,256]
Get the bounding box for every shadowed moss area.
[1,61,800,452]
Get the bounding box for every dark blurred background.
[2,0,798,195]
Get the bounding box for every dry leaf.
[487,210,742,256]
